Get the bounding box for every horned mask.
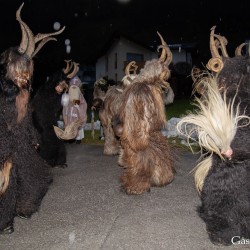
[3,3,65,89]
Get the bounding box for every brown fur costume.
[93,62,138,155]
[116,33,175,194]
[99,84,124,155]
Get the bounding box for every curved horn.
[159,72,170,88]
[157,31,172,66]
[16,3,29,54]
[156,32,172,86]
[34,26,66,43]
[67,62,79,79]
[209,26,221,59]
[31,26,65,58]
[213,34,229,57]
[32,37,57,58]
[190,67,209,95]
[157,31,167,62]
[206,57,224,73]
[235,43,246,56]
[207,26,224,73]
[16,3,35,58]
[191,66,201,83]
[63,60,72,74]
[125,61,138,75]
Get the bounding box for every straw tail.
[0,158,13,196]
[53,119,83,140]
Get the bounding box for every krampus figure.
[60,73,88,143]
[91,77,109,140]
[32,61,77,167]
[177,26,250,245]
[0,3,64,234]
[92,62,138,155]
[115,32,175,194]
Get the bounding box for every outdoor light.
[66,45,71,54]
[53,22,61,31]
[65,39,70,46]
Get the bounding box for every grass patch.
[82,130,104,145]
[166,97,196,119]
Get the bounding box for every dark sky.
[1,0,250,71]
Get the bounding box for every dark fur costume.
[32,69,69,167]
[199,155,250,245]
[198,58,250,245]
[197,38,250,244]
[0,63,52,234]
[0,3,64,234]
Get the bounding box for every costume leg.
[199,158,250,245]
[39,128,67,167]
[120,148,151,194]
[103,124,120,155]
[0,169,16,234]
[15,161,52,218]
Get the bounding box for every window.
[126,53,144,62]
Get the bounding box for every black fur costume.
[0,3,64,234]
[0,57,52,234]
[32,68,70,168]
[198,56,250,245]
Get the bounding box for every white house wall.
[96,37,157,82]
[96,37,192,82]
[95,56,106,80]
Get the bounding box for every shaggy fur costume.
[0,3,64,234]
[0,60,52,234]
[93,69,174,156]
[115,34,175,194]
[200,58,250,246]
[98,83,127,155]
[178,27,250,245]
[32,68,69,167]
[117,78,175,194]
[92,73,136,155]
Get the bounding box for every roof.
[95,31,198,61]
[96,31,156,59]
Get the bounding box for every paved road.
[0,144,246,250]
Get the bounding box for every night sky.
[0,0,250,76]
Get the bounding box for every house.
[95,33,197,83]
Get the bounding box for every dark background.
[0,0,250,92]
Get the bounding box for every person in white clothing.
[62,75,87,143]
